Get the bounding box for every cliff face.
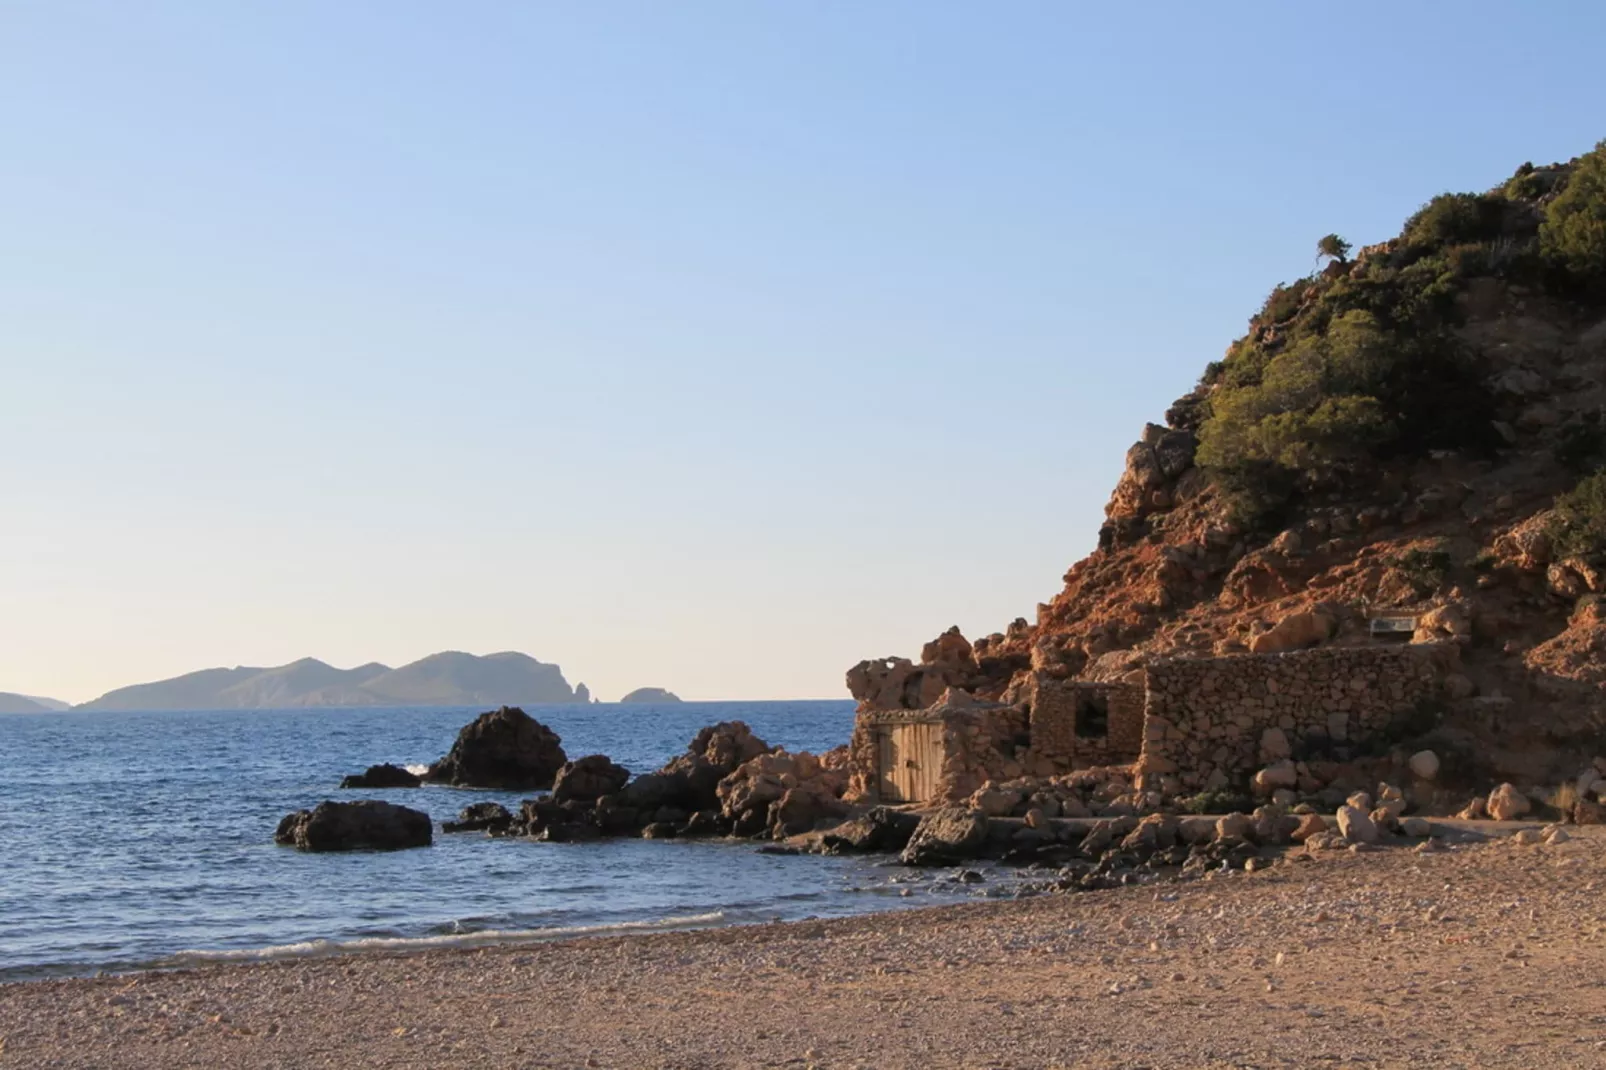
[849,143,1606,782]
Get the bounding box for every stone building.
[847,678,1145,806]
[848,643,1447,805]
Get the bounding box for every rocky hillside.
[850,141,1606,784]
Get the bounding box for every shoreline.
[4,828,1603,1069]
[0,816,1552,985]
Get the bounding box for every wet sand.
[2,826,1604,1069]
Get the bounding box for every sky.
[3,3,1605,704]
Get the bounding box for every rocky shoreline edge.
[3,826,1601,1068]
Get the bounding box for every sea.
[0,701,977,984]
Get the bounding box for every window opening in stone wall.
[1074,693,1109,738]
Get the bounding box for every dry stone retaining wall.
[1140,645,1445,790]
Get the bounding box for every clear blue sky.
[4,3,1604,703]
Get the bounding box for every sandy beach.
[3,826,1603,1070]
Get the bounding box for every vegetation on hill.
[1195,140,1606,527]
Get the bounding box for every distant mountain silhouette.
[75,652,581,711]
[619,687,682,704]
[0,692,55,714]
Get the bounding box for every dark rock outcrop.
[274,800,433,852]
[620,721,772,815]
[339,763,422,789]
[442,801,514,834]
[424,706,568,790]
[552,755,630,804]
[899,808,989,866]
[820,807,921,854]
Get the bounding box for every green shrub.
[1388,545,1451,595]
[1549,469,1606,558]
[1207,458,1297,531]
[1541,140,1606,282]
[1317,233,1351,262]
[1176,790,1254,815]
[1403,192,1508,251]
[1253,280,1311,328]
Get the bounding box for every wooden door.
[877,722,941,804]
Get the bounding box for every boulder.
[1455,797,1486,820]
[820,807,920,854]
[552,755,630,804]
[1574,798,1606,825]
[1120,814,1177,853]
[1251,805,1299,846]
[1249,610,1333,654]
[1335,804,1379,845]
[970,786,1025,818]
[275,800,432,852]
[768,787,848,839]
[442,801,513,834]
[1291,813,1328,842]
[900,808,989,866]
[424,707,567,790]
[1214,812,1254,844]
[338,763,422,789]
[1487,782,1531,821]
[1252,760,1298,795]
[1408,750,1440,780]
[1399,816,1431,837]
[682,810,732,838]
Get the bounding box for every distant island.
[73,652,588,712]
[618,687,682,704]
[0,692,68,714]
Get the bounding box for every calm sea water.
[0,701,962,983]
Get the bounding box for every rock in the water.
[551,754,630,804]
[1487,782,1531,821]
[900,808,989,866]
[820,807,920,854]
[339,763,422,789]
[768,787,848,839]
[1335,804,1379,845]
[275,800,432,852]
[425,706,567,790]
[442,801,513,834]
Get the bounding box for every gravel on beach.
[3,827,1605,1069]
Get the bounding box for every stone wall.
[1139,644,1445,790]
[1026,676,1144,769]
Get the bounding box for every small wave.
[158,911,729,967]
[403,764,430,776]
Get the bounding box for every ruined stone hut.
[848,643,1446,805]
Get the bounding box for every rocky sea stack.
[424,705,568,790]
[274,800,433,852]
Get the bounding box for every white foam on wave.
[160,911,729,967]
[403,763,430,776]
